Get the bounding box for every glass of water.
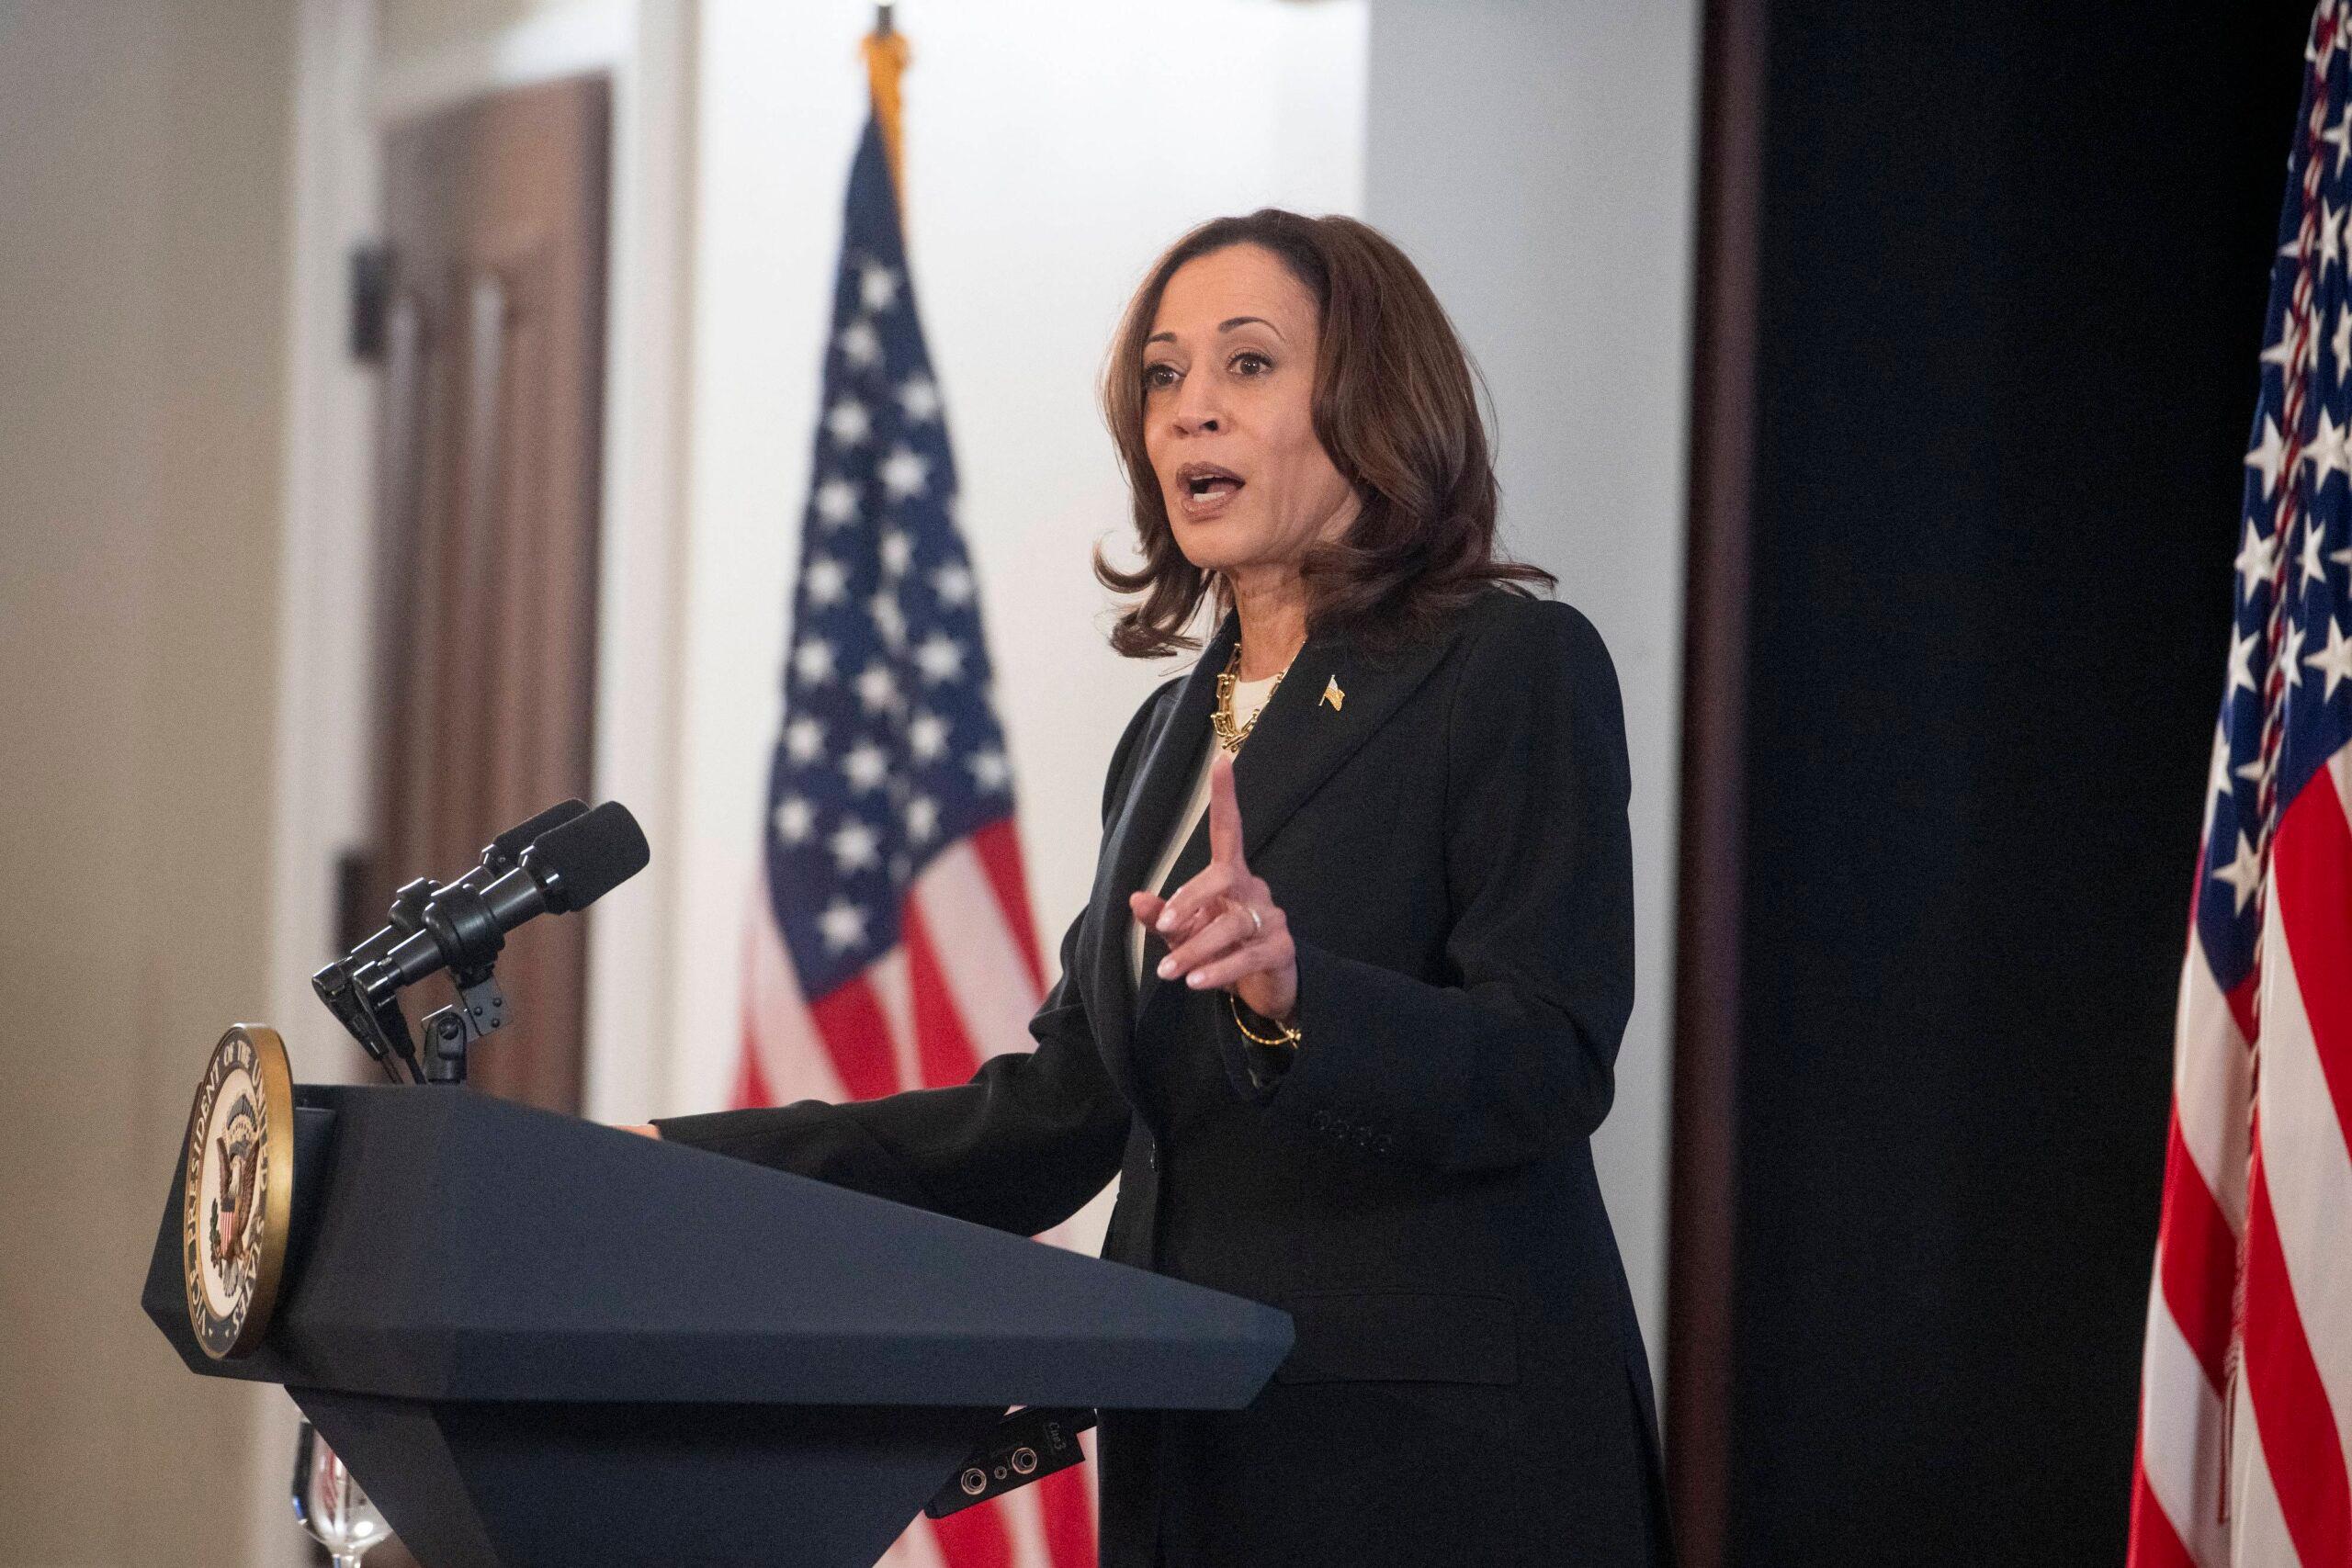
[291,1416,392,1567]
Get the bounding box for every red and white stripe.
[2132,746,2352,1564]
[2132,10,2352,1561]
[738,815,1105,1568]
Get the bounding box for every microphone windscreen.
[489,798,589,866]
[526,801,650,913]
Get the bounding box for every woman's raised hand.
[1127,749,1300,1029]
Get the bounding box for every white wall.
[0,2,296,1562]
[662,1,1370,1127]
[1364,0,1701,1369]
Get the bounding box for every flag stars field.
[854,661,902,716]
[898,374,942,423]
[907,710,949,761]
[870,590,905,651]
[837,317,881,368]
[2325,105,2352,173]
[966,747,1009,793]
[880,445,930,500]
[794,637,837,685]
[2229,626,2261,697]
[932,561,975,607]
[2248,413,2288,497]
[842,740,889,793]
[805,555,849,606]
[2305,615,2352,699]
[914,630,965,683]
[827,817,882,875]
[815,897,867,955]
[2306,406,2349,485]
[2266,318,2301,383]
[815,477,859,526]
[2211,829,2263,914]
[826,397,872,448]
[859,259,900,313]
[2240,518,2279,600]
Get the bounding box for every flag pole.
[863,3,910,202]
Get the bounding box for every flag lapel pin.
[1321,674,1345,712]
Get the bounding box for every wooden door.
[362,75,610,1114]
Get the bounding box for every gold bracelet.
[1229,990,1302,1047]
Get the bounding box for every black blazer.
[655,583,1670,1567]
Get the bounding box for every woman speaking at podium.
[639,210,1668,1567]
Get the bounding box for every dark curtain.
[1722,3,2312,1562]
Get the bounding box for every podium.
[143,1085,1294,1568]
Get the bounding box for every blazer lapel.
[1083,597,1470,1087]
[1224,614,1460,876]
[1082,608,1238,1100]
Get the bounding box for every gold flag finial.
[863,10,910,201]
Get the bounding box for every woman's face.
[1141,243,1359,577]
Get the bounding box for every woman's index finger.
[1207,748,1247,867]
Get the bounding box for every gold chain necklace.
[1212,640,1292,753]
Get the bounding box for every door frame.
[266,0,694,1135]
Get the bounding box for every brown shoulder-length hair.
[1094,209,1555,660]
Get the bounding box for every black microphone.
[342,797,591,968]
[316,798,594,1079]
[370,801,650,993]
[473,798,594,886]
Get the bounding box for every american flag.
[2132,5,2352,1562]
[734,108,1100,1568]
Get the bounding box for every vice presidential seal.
[182,1024,294,1359]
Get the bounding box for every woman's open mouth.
[1176,463,1245,518]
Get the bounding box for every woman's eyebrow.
[1146,315,1285,345]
